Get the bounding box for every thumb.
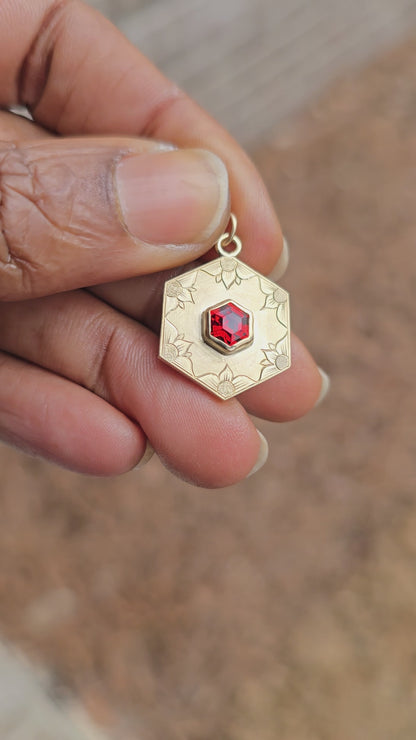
[0,138,229,300]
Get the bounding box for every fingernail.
[115,148,229,245]
[271,236,290,280]
[134,440,155,470]
[315,367,330,406]
[246,430,269,478]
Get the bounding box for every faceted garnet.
[209,302,250,347]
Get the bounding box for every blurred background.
[1,0,416,737]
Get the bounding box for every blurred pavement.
[89,0,416,144]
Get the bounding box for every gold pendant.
[159,214,291,400]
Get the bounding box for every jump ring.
[216,233,242,258]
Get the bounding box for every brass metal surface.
[159,255,291,399]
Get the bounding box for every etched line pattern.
[165,274,197,314]
[201,257,254,289]
[161,320,196,376]
[197,364,254,399]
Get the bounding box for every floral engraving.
[260,280,287,311]
[161,321,193,368]
[198,364,253,399]
[260,338,290,378]
[202,257,253,289]
[165,275,197,311]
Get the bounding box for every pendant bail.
[160,208,291,400]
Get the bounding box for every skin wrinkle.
[17,144,111,237]
[0,144,62,296]
[0,142,16,264]
[0,140,135,299]
[85,321,121,399]
[61,299,137,400]
[77,307,121,391]
[54,43,93,133]
[22,141,147,238]
[6,165,65,235]
[18,0,73,111]
[140,86,187,141]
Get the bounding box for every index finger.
[0,0,282,273]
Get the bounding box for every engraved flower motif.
[200,364,251,399]
[260,340,290,371]
[163,344,180,362]
[162,322,193,363]
[165,278,196,309]
[260,282,287,311]
[203,257,253,289]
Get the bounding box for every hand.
[0,0,326,487]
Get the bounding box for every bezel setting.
[202,300,254,355]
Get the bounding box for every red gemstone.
[209,302,250,346]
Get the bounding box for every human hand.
[0,0,327,487]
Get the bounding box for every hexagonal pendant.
[159,254,291,400]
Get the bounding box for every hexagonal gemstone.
[209,302,250,346]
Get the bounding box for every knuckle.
[141,87,188,140]
[0,137,122,302]
[0,142,38,300]
[85,316,123,399]
[19,0,73,111]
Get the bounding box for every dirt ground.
[0,38,416,740]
